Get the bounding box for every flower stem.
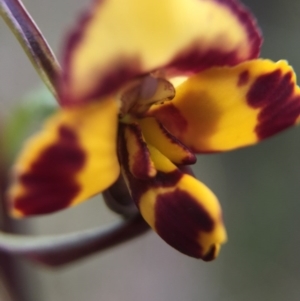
[0,214,149,267]
[0,149,35,301]
[0,0,61,99]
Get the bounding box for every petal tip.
[202,244,221,262]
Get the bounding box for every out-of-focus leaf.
[0,214,149,267]
[3,86,58,161]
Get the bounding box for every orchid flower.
[7,0,300,261]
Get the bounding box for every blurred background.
[1,0,300,300]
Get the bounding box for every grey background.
[1,0,300,300]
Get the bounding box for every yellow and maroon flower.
[7,0,300,260]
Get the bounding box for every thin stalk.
[0,0,61,99]
[0,153,34,301]
[0,214,149,267]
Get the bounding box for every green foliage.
[2,87,58,162]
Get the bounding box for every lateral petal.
[8,99,119,217]
[118,125,227,259]
[138,117,196,165]
[123,123,156,179]
[61,0,261,105]
[150,60,300,152]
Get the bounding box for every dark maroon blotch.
[118,124,183,203]
[14,126,86,215]
[126,123,154,180]
[83,60,142,102]
[152,103,188,139]
[168,48,239,75]
[247,70,282,108]
[118,124,217,258]
[247,70,300,139]
[155,189,214,258]
[238,70,250,86]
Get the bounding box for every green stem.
[0,0,61,99]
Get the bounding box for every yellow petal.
[123,123,156,179]
[138,117,196,164]
[150,59,300,152]
[8,99,119,217]
[61,0,261,105]
[118,126,226,259]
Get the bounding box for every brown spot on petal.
[125,123,155,179]
[238,70,250,86]
[119,126,217,258]
[62,58,142,106]
[14,126,86,215]
[83,59,142,103]
[118,124,182,202]
[247,70,300,139]
[155,189,214,258]
[152,103,188,138]
[168,47,240,75]
[256,96,300,139]
[129,169,182,206]
[247,70,282,108]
